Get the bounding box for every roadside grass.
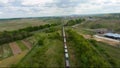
[16,41,28,51]
[2,44,13,59]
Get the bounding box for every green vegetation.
[13,31,65,68]
[78,19,120,33]
[74,28,96,35]
[66,18,85,26]
[0,23,59,45]
[66,29,111,67]
[0,16,120,67]
[16,41,28,51]
[0,45,3,60]
[0,17,62,31]
[0,44,13,60]
[89,40,120,67]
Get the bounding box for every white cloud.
[0,0,15,4]
[0,0,120,18]
[73,0,120,14]
[0,0,9,4]
[21,0,55,6]
[0,0,15,7]
[0,12,3,14]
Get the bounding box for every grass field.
[0,19,45,31]
[74,27,96,35]
[16,41,28,51]
[0,39,33,67]
[2,44,13,59]
[14,32,65,67]
[77,19,120,33]
[0,18,61,31]
[0,50,28,67]
[0,44,13,60]
[94,42,120,67]
[0,17,120,67]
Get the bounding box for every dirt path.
[94,35,120,47]
[21,40,32,49]
[79,33,120,47]
[9,42,22,55]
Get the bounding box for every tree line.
[66,18,85,26]
[0,23,59,45]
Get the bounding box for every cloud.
[0,0,120,18]
[0,0,15,7]
[0,11,3,14]
[0,0,9,4]
[21,0,55,6]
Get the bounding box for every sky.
[0,0,120,18]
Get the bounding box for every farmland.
[0,17,61,31]
[14,32,65,67]
[77,19,120,33]
[0,39,33,67]
[0,16,119,67]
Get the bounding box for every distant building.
[104,33,120,40]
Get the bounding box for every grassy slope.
[14,32,65,68]
[78,19,120,33]
[93,41,120,67]
[66,29,111,67]
[73,21,120,67]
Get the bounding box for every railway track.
[62,26,70,68]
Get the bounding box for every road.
[62,26,70,68]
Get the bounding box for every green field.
[0,18,61,31]
[77,19,120,33]
[16,41,28,51]
[1,44,13,59]
[0,40,32,61]
[14,32,65,67]
[0,16,120,67]
[93,41,120,67]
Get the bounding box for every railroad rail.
[62,26,70,68]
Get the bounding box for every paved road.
[62,26,70,68]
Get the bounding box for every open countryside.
[0,0,120,68]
